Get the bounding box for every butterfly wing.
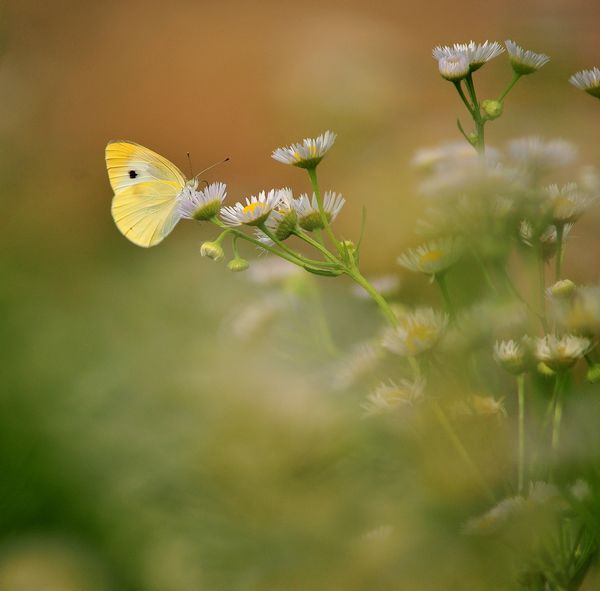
[106,140,187,247]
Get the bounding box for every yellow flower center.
[243,202,264,215]
[419,249,445,267]
[405,323,437,355]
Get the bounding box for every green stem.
[555,224,565,282]
[497,72,521,102]
[432,401,495,501]
[551,372,567,456]
[500,265,546,330]
[347,270,398,327]
[464,73,485,155]
[307,167,340,250]
[453,80,475,115]
[293,229,340,265]
[517,373,526,495]
[435,273,455,319]
[537,248,548,331]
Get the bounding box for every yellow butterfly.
[105,140,198,248]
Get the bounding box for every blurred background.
[2,0,600,589]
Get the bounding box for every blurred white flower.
[246,256,302,285]
[544,183,597,225]
[271,130,337,168]
[382,308,448,357]
[570,67,600,99]
[464,496,525,534]
[508,137,577,175]
[505,40,550,75]
[397,238,462,276]
[362,378,426,416]
[494,339,527,375]
[535,334,592,371]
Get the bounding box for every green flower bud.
[548,279,576,300]
[537,362,555,377]
[200,241,224,261]
[481,99,503,120]
[587,364,600,383]
[227,258,250,272]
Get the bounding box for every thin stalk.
[500,265,546,330]
[517,373,526,495]
[497,72,521,102]
[435,273,455,319]
[551,372,567,456]
[453,80,475,114]
[293,229,340,265]
[307,167,340,250]
[537,247,548,331]
[431,401,495,501]
[347,270,398,327]
[555,223,565,282]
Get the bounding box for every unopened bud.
[482,99,503,120]
[547,279,576,299]
[200,241,224,261]
[587,364,600,383]
[227,258,250,272]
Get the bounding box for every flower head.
[293,191,345,231]
[437,53,470,81]
[255,188,298,244]
[220,189,281,227]
[271,131,337,169]
[178,182,227,221]
[505,40,549,75]
[508,137,577,175]
[397,238,462,276]
[570,67,600,99]
[544,183,596,225]
[494,339,527,375]
[535,334,592,371]
[433,41,504,72]
[382,308,448,357]
[362,378,426,416]
[519,220,573,260]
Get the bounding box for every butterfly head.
[186,177,200,190]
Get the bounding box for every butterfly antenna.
[195,157,231,187]
[186,152,194,179]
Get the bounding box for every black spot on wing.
[129,170,138,179]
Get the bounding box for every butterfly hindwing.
[105,140,187,247]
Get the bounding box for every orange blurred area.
[3,0,600,269]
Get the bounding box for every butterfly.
[105,140,201,248]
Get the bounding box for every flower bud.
[482,99,503,120]
[227,258,250,272]
[587,364,600,384]
[548,279,576,300]
[200,241,224,261]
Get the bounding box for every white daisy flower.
[178,182,227,221]
[535,334,592,371]
[570,67,600,99]
[556,285,600,337]
[255,188,298,244]
[433,40,504,71]
[508,136,577,173]
[437,53,470,81]
[271,131,337,168]
[494,339,527,375]
[362,378,426,416]
[464,496,525,535]
[519,220,573,260]
[545,183,597,225]
[220,189,282,227]
[382,308,448,357]
[505,40,550,75]
[293,191,345,231]
[397,238,461,276]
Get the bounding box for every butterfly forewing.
[105,140,187,247]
